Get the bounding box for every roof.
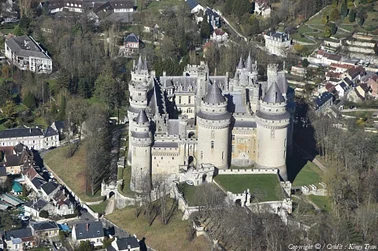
[5,155,21,166]
[74,221,104,240]
[116,237,140,250]
[153,141,179,148]
[44,127,58,137]
[0,127,43,139]
[0,193,24,206]
[0,166,6,176]
[314,92,333,108]
[5,228,33,241]
[5,36,50,59]
[135,110,148,124]
[31,177,46,189]
[263,82,285,103]
[266,31,289,42]
[186,0,199,10]
[32,221,59,231]
[12,181,22,193]
[41,182,59,195]
[124,33,139,43]
[26,198,48,211]
[237,56,244,69]
[13,143,27,155]
[203,82,226,104]
[343,77,354,86]
[347,66,365,79]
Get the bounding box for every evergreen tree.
[58,96,66,121]
[341,0,348,17]
[23,92,36,109]
[349,8,356,22]
[200,16,211,39]
[302,59,310,68]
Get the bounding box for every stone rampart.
[218,168,278,175]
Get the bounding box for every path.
[213,9,248,42]
[292,195,321,211]
[105,196,116,215]
[341,108,378,112]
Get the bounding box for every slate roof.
[74,221,104,240]
[5,36,50,59]
[4,228,33,241]
[32,221,59,231]
[41,182,59,195]
[266,31,289,42]
[186,0,199,10]
[116,236,140,250]
[31,177,46,189]
[5,155,21,166]
[153,141,179,148]
[44,127,58,137]
[0,128,43,139]
[263,82,285,103]
[203,82,226,104]
[13,143,26,155]
[135,110,148,124]
[124,33,139,43]
[314,92,333,108]
[25,198,48,211]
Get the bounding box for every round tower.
[130,110,152,193]
[256,82,290,180]
[197,82,231,169]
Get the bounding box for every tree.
[349,8,356,22]
[322,11,329,24]
[341,0,348,17]
[2,100,17,128]
[57,95,66,121]
[302,59,310,68]
[200,16,211,39]
[0,211,21,231]
[329,7,340,21]
[324,25,332,37]
[39,210,49,218]
[374,43,378,55]
[77,240,94,251]
[66,97,88,142]
[23,91,36,109]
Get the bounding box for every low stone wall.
[218,168,277,175]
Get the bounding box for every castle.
[127,55,295,192]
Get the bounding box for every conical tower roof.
[137,55,143,71]
[237,55,244,69]
[263,82,285,103]
[143,56,148,71]
[246,52,252,72]
[135,110,149,124]
[204,82,226,104]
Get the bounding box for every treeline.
[310,112,378,243]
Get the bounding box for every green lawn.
[89,200,108,213]
[118,165,135,197]
[106,205,211,251]
[291,33,316,44]
[308,195,332,212]
[178,183,224,206]
[214,174,282,202]
[44,144,104,202]
[293,161,323,187]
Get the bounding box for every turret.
[256,82,290,180]
[130,110,152,192]
[197,82,231,169]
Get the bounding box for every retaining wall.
[218,168,277,175]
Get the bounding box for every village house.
[254,0,271,18]
[3,228,36,250]
[123,33,141,57]
[0,193,24,208]
[314,92,334,114]
[335,82,349,97]
[185,0,204,14]
[0,144,34,175]
[344,66,366,83]
[40,182,60,201]
[110,236,140,251]
[0,127,59,150]
[5,36,52,74]
[30,221,60,239]
[0,166,7,184]
[72,221,105,247]
[210,29,229,43]
[366,75,378,98]
[24,198,55,218]
[264,31,291,57]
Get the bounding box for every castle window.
[284,150,286,158]
[211,130,215,139]
[232,135,235,140]
[201,151,203,159]
[222,151,224,160]
[172,157,174,160]
[161,157,163,160]
[188,96,191,104]
[154,157,156,159]
[284,138,287,147]
[179,96,181,104]
[271,130,275,139]
[211,141,214,149]
[231,145,234,153]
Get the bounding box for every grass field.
[214,174,282,201]
[308,195,332,212]
[89,200,108,213]
[106,206,211,251]
[118,165,135,197]
[293,161,323,187]
[44,144,104,202]
[178,183,224,206]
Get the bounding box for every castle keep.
[127,55,294,192]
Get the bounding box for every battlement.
[218,168,278,175]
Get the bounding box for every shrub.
[39,210,49,218]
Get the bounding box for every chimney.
[86,223,89,231]
[29,128,32,134]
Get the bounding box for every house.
[30,177,46,193]
[0,201,11,210]
[23,167,44,192]
[72,221,105,247]
[264,31,291,57]
[52,187,75,216]
[41,182,60,201]
[344,66,365,83]
[30,221,59,238]
[335,82,349,97]
[254,0,271,18]
[210,29,228,43]
[5,36,52,74]
[205,8,221,30]
[0,127,59,150]
[4,228,36,250]
[290,66,306,78]
[0,145,34,175]
[11,181,23,196]
[355,83,369,100]
[24,198,54,217]
[366,75,378,98]
[314,92,334,114]
[110,236,140,251]
[185,0,204,14]
[50,121,67,140]
[123,33,141,57]
[0,166,7,184]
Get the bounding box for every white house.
[185,0,204,14]
[335,82,349,97]
[210,29,229,43]
[5,36,52,74]
[72,222,105,247]
[110,237,140,251]
[254,0,271,18]
[264,31,291,57]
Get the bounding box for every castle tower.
[256,82,290,180]
[130,110,152,193]
[197,82,231,169]
[266,64,279,90]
